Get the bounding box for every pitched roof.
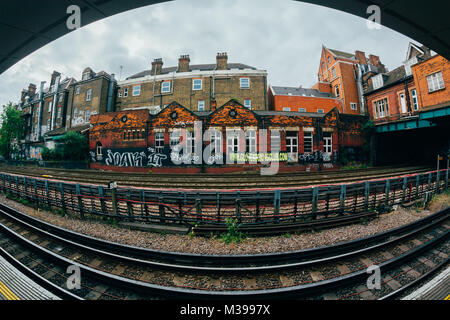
[327,48,356,60]
[271,86,333,98]
[365,65,409,93]
[127,63,257,79]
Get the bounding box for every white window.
[246,130,257,153]
[86,88,92,101]
[334,85,340,97]
[57,107,62,119]
[170,131,181,153]
[240,78,250,89]
[48,101,52,112]
[286,131,298,155]
[244,99,252,109]
[298,108,306,112]
[192,79,202,91]
[323,132,332,155]
[85,110,91,123]
[59,94,63,103]
[411,89,419,110]
[282,107,291,112]
[123,88,128,97]
[304,131,313,153]
[161,81,171,93]
[75,86,81,95]
[270,130,281,152]
[210,129,222,154]
[74,108,78,118]
[132,85,141,96]
[350,103,357,110]
[399,93,407,113]
[373,102,378,119]
[46,119,51,129]
[317,109,324,113]
[186,132,196,155]
[155,132,165,153]
[426,71,445,92]
[227,131,240,154]
[96,144,102,156]
[372,74,384,90]
[198,100,205,111]
[332,67,336,78]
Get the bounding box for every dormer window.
[372,74,384,90]
[404,56,418,76]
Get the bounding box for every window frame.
[132,85,141,96]
[198,100,205,111]
[161,81,171,93]
[86,88,92,102]
[410,89,419,110]
[192,79,203,91]
[426,71,445,93]
[244,99,252,109]
[303,131,313,153]
[240,77,250,89]
[155,132,165,153]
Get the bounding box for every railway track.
[0,165,431,189]
[0,202,448,300]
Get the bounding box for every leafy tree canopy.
[0,103,24,159]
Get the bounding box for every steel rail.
[0,214,447,300]
[0,202,448,273]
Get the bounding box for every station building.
[89,99,367,173]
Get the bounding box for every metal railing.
[0,169,448,227]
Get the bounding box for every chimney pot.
[216,52,228,70]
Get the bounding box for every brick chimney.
[369,54,387,73]
[151,58,163,75]
[20,89,28,103]
[50,71,61,86]
[210,99,217,111]
[216,52,228,70]
[28,83,37,97]
[355,50,367,65]
[178,55,190,73]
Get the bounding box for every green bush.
[220,217,246,244]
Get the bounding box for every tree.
[60,131,89,161]
[0,103,24,159]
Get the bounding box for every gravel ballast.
[0,193,448,255]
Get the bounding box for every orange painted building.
[316,46,387,116]
[411,54,450,111]
[268,85,343,114]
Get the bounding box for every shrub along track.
[0,202,447,300]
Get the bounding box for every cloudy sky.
[0,0,420,109]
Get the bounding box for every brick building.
[365,43,432,124]
[89,99,367,173]
[316,45,387,115]
[116,53,268,113]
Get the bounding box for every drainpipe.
[51,76,61,131]
[356,64,365,115]
[37,81,46,140]
[106,74,115,112]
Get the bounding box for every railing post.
[44,180,50,207]
[33,179,39,207]
[23,177,28,202]
[75,184,84,219]
[126,189,133,219]
[273,190,280,222]
[445,168,449,191]
[216,192,221,223]
[401,177,407,204]
[312,187,318,219]
[111,186,118,221]
[385,179,391,207]
[195,197,202,223]
[59,182,66,215]
[158,192,165,223]
[415,174,420,200]
[98,186,107,217]
[364,181,370,211]
[236,191,242,223]
[339,184,346,214]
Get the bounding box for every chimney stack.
[50,71,61,86]
[151,58,163,75]
[178,55,190,73]
[355,50,367,65]
[28,83,37,97]
[369,54,387,73]
[216,52,228,70]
